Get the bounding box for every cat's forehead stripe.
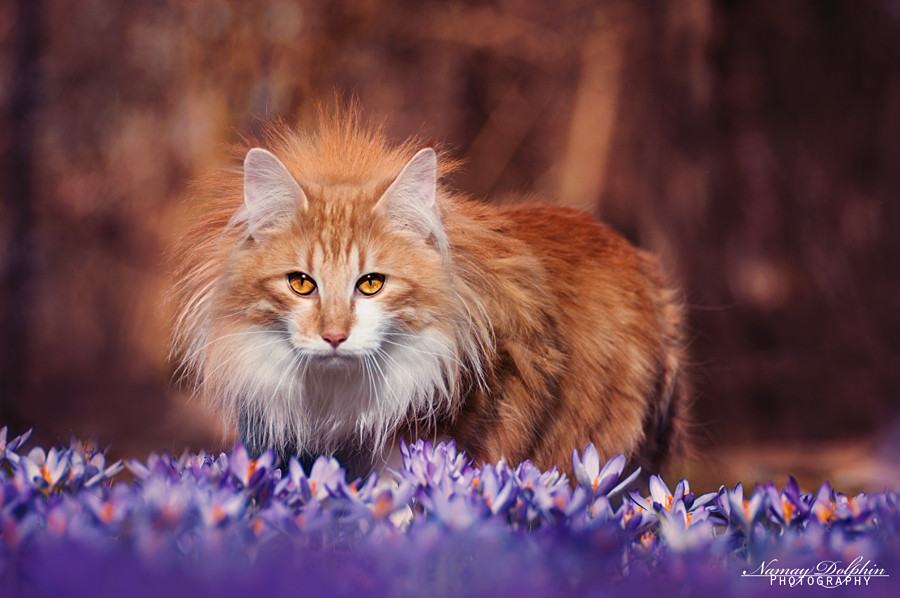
[311,243,324,269]
[355,243,365,273]
[303,241,364,281]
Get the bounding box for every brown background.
[2,0,899,492]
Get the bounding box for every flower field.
[1,426,898,597]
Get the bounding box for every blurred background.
[1,0,898,493]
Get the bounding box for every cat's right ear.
[242,148,308,240]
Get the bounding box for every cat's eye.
[356,273,385,296]
[287,272,317,296]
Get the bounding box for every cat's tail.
[632,256,695,474]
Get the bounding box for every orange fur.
[170,108,688,478]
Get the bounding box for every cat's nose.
[322,332,348,349]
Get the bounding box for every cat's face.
[224,145,451,364]
[226,191,447,368]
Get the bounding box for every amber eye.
[356,273,385,296]
[287,272,317,296]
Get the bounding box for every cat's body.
[171,113,688,479]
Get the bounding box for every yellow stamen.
[782,498,795,523]
[372,494,393,519]
[817,501,835,523]
[100,502,114,524]
[211,504,226,524]
[848,496,860,517]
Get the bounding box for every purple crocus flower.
[810,481,837,525]
[138,476,191,527]
[715,482,766,531]
[572,445,641,498]
[0,427,31,465]
[84,454,124,488]
[228,444,275,489]
[479,463,516,516]
[368,481,416,522]
[274,455,309,502]
[628,475,672,514]
[82,485,130,530]
[429,489,481,530]
[833,491,873,527]
[197,487,248,528]
[514,463,579,525]
[400,439,472,492]
[306,455,347,501]
[617,498,657,534]
[631,476,716,530]
[20,446,70,490]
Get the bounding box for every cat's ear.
[374,148,444,243]
[242,148,308,239]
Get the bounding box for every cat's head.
[197,145,466,457]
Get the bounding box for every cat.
[170,109,689,480]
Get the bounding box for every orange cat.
[170,110,688,479]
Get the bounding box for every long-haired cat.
[170,110,688,479]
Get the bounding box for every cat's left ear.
[374,148,444,244]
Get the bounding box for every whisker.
[200,337,291,389]
[189,329,287,356]
[380,338,464,368]
[270,348,303,411]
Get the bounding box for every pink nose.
[321,332,348,349]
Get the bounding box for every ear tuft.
[375,148,446,253]
[243,148,307,239]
